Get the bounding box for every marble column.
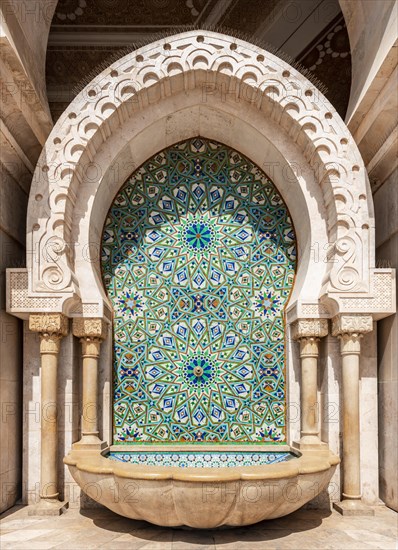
[29,313,69,515]
[291,318,328,449]
[332,314,374,516]
[72,318,108,450]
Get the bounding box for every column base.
[292,438,329,452]
[72,436,108,451]
[28,499,69,516]
[333,499,375,516]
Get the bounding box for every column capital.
[291,318,328,341]
[331,314,373,337]
[338,332,363,355]
[299,337,320,358]
[72,318,108,341]
[39,333,64,354]
[29,313,69,337]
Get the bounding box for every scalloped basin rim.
[64,446,339,482]
[65,446,339,527]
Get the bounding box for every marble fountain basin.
[65,445,339,528]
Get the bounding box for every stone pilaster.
[29,314,69,515]
[72,318,108,450]
[332,314,374,516]
[291,319,328,449]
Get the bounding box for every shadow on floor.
[81,505,332,545]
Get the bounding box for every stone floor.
[0,504,396,549]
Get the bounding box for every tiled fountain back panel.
[108,451,294,467]
[102,138,296,444]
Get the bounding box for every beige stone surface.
[0,504,396,549]
[13,29,390,322]
[340,0,397,123]
[22,330,81,507]
[0,0,57,121]
[0,231,24,513]
[0,168,28,247]
[1,18,396,526]
[64,447,338,528]
[374,167,398,512]
[360,327,379,505]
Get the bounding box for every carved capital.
[338,332,363,355]
[331,314,373,337]
[29,313,68,337]
[80,338,102,358]
[299,337,320,358]
[39,333,63,354]
[72,318,108,340]
[291,318,328,340]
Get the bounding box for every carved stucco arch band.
[8,30,394,323]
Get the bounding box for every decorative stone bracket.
[5,268,111,321]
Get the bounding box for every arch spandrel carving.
[7,31,395,321]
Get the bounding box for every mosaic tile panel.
[108,451,294,467]
[102,138,296,444]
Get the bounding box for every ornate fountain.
[65,138,339,527]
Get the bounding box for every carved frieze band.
[291,318,329,340]
[331,314,373,336]
[72,318,108,341]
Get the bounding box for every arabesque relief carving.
[331,314,373,336]
[291,318,329,340]
[72,318,108,340]
[27,31,371,300]
[6,31,395,323]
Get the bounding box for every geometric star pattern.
[101,138,296,444]
[109,451,294,467]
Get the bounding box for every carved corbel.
[72,317,108,340]
[291,318,329,341]
[331,314,373,338]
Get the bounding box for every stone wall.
[1,0,57,119]
[374,168,398,511]
[0,69,29,514]
[0,1,54,512]
[0,226,24,513]
[340,0,397,123]
[342,0,397,511]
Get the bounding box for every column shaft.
[332,313,374,516]
[81,338,100,438]
[340,334,361,500]
[40,336,60,499]
[291,319,328,450]
[72,318,107,449]
[300,338,320,441]
[29,313,68,514]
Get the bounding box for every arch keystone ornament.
[5,30,396,525]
